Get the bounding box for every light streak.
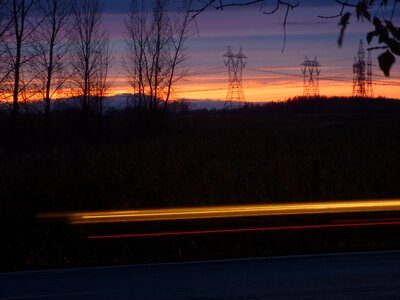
[87,220,400,239]
[334,217,400,223]
[38,199,400,225]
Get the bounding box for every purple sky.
[100,0,400,102]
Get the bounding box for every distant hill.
[103,96,228,111]
[2,94,399,114]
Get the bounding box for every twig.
[190,0,299,52]
[367,46,388,51]
[263,1,300,52]
[334,0,357,8]
[190,0,217,19]
[318,3,345,19]
[390,0,398,21]
[318,0,357,19]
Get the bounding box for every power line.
[249,67,399,86]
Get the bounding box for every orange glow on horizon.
[4,77,399,104]
[174,80,400,102]
[112,76,400,102]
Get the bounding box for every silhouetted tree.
[0,0,13,86]
[0,0,41,135]
[124,0,193,112]
[33,0,73,140]
[93,38,112,136]
[164,0,193,111]
[71,0,109,130]
[0,0,10,36]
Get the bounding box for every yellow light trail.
[38,199,400,224]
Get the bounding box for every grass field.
[2,97,400,271]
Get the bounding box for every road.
[1,251,400,299]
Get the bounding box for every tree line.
[0,0,193,142]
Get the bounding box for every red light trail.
[88,219,400,240]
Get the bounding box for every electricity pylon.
[301,56,321,97]
[223,46,246,108]
[353,39,367,98]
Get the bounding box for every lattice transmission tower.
[353,39,367,98]
[223,46,247,108]
[366,50,374,98]
[301,56,321,97]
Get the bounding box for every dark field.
[2,98,400,271]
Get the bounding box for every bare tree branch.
[30,0,73,138]
[191,0,299,52]
[125,0,193,112]
[71,0,110,123]
[0,0,42,137]
[263,1,300,52]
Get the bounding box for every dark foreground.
[1,250,400,299]
[3,98,400,271]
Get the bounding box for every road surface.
[1,251,400,299]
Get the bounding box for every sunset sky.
[101,0,400,102]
